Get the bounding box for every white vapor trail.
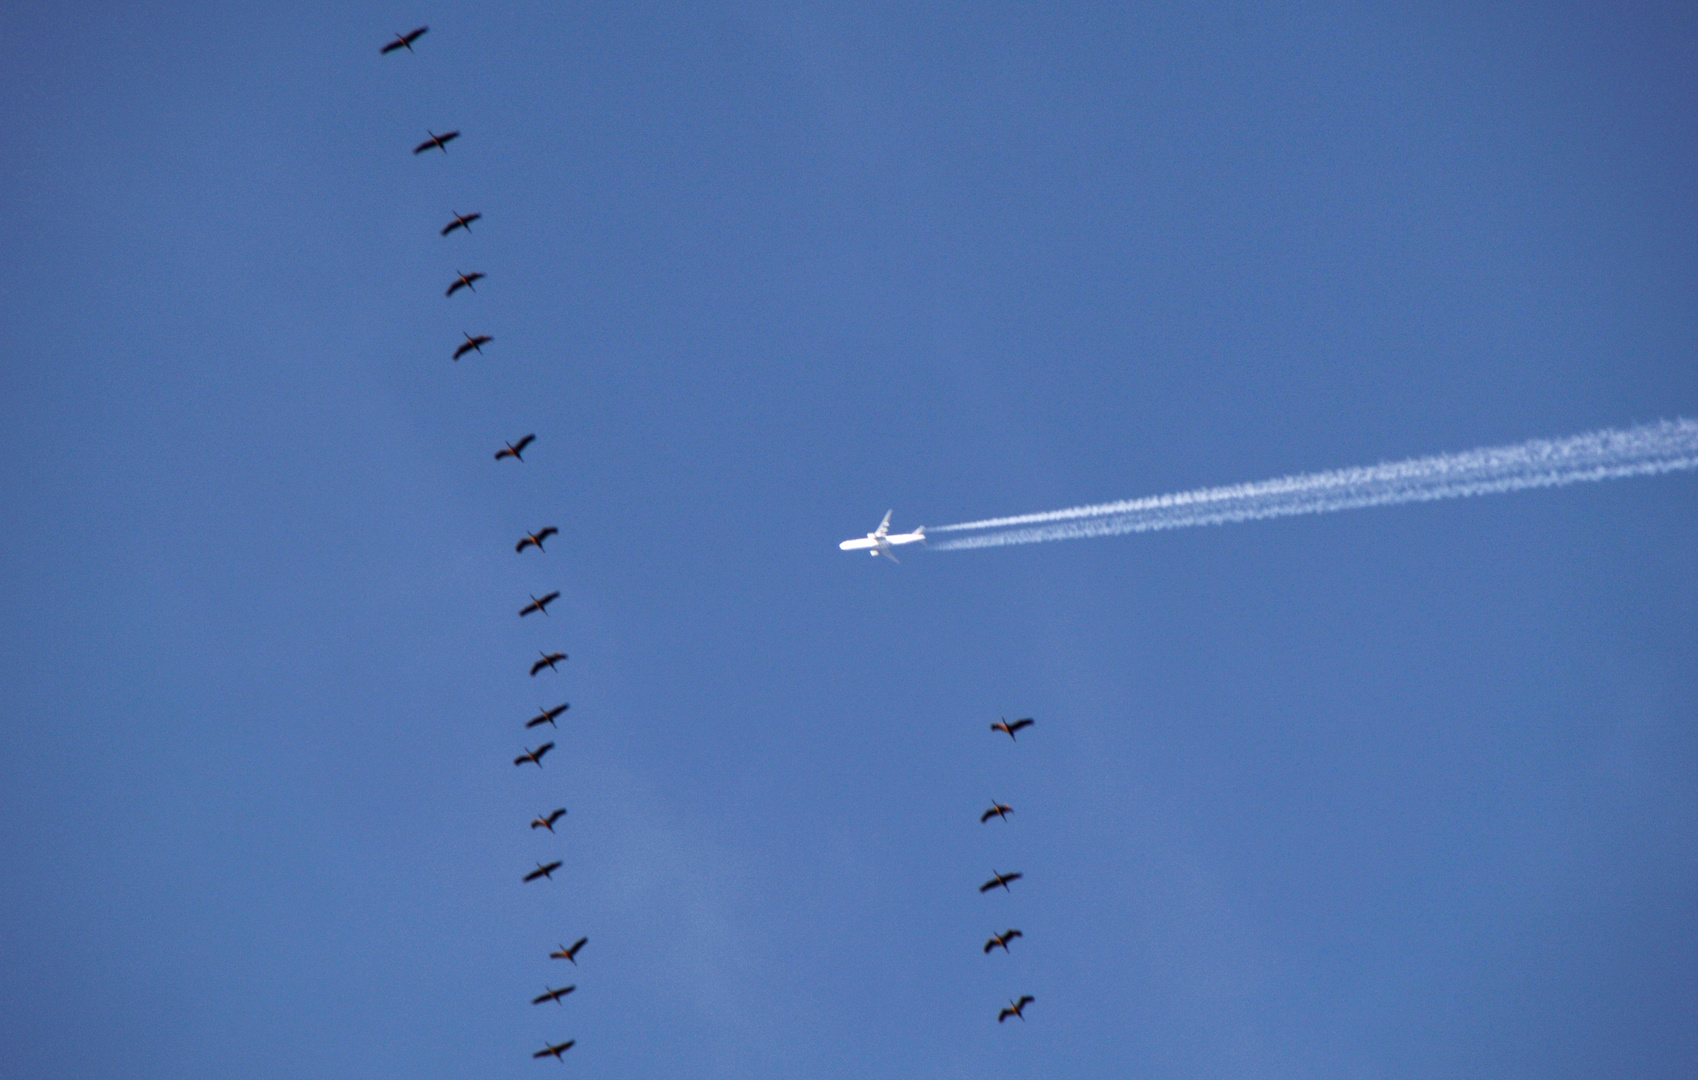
[930,420,1698,551]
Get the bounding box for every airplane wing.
[874,510,892,538]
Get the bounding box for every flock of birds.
[384,21,1038,1058]
[983,716,1037,1025]
[382,25,585,1064]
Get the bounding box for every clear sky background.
[3,2,1696,1077]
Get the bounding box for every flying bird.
[453,333,492,361]
[440,211,481,236]
[979,870,1023,893]
[413,129,460,155]
[524,860,564,883]
[984,929,1023,954]
[998,996,1034,1023]
[527,702,569,728]
[516,526,559,553]
[446,270,484,296]
[495,433,536,461]
[550,937,588,964]
[991,717,1034,741]
[531,652,567,676]
[514,742,555,767]
[980,802,1013,823]
[531,808,567,832]
[533,1040,575,1060]
[520,591,561,617]
[380,26,427,53]
[532,985,576,1005]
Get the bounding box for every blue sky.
[2,2,1696,1077]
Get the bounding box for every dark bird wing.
[546,808,566,825]
[1007,929,1023,940]
[454,340,476,360]
[1004,872,1023,884]
[529,657,548,675]
[438,130,460,146]
[441,218,464,236]
[514,751,535,766]
[382,29,424,54]
[979,878,999,893]
[541,860,562,875]
[533,741,555,761]
[980,808,996,823]
[518,536,536,552]
[524,866,547,882]
[566,936,587,959]
[538,591,560,609]
[532,990,553,1004]
[526,714,550,728]
[1009,718,1034,732]
[1018,995,1034,1007]
[520,600,540,616]
[513,433,535,454]
[983,937,998,953]
[412,138,435,154]
[998,1008,1014,1022]
[446,278,467,296]
[538,526,559,541]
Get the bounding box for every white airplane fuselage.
[840,512,925,560]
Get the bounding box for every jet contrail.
[930,420,1698,551]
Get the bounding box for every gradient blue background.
[3,2,1696,1077]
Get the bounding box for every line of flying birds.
[383,25,586,1065]
[980,717,1037,1025]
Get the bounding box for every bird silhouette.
[527,702,570,728]
[440,211,481,236]
[980,802,1013,823]
[516,527,559,553]
[979,870,1023,893]
[446,270,484,297]
[998,996,1034,1023]
[413,129,460,155]
[984,929,1023,954]
[453,333,492,361]
[514,742,555,768]
[550,937,588,964]
[530,652,567,676]
[991,717,1034,741]
[520,591,561,617]
[495,433,536,461]
[533,1040,575,1060]
[531,808,567,832]
[380,26,427,53]
[524,860,564,883]
[532,985,576,1005]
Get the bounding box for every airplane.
[838,511,925,562]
